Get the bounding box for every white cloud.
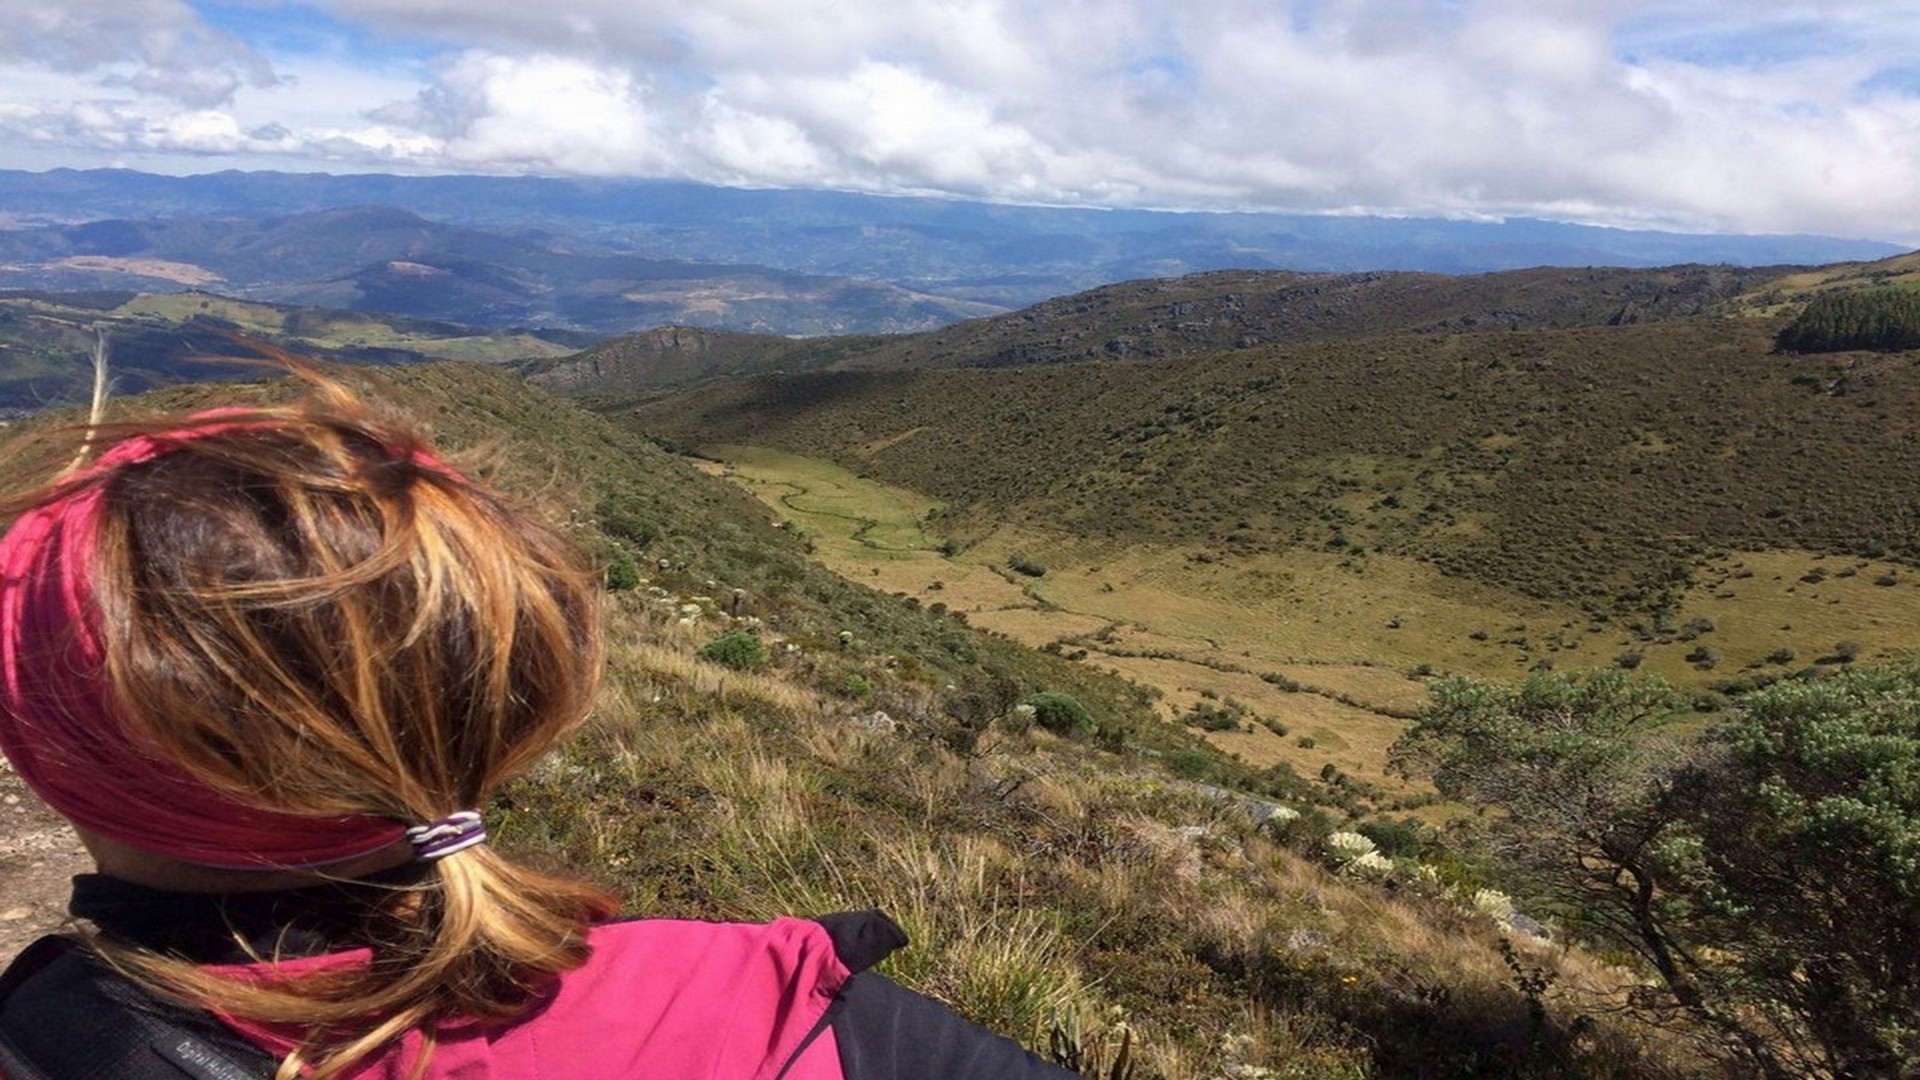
[0,0,1916,241]
[380,51,670,173]
[0,0,274,107]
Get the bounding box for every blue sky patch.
[193,1,440,68]
[1859,65,1920,99]
[1617,15,1859,69]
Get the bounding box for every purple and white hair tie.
[405,810,488,860]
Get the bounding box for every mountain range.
[0,168,1904,322]
[0,205,995,336]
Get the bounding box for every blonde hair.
[4,365,619,1078]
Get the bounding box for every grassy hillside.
[616,315,1920,691]
[1727,250,1920,317]
[825,264,1786,371]
[518,325,890,396]
[26,364,1713,1079]
[527,262,1800,396]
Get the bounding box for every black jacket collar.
[67,863,431,964]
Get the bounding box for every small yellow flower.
[1341,975,1358,984]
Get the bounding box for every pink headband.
[0,416,411,869]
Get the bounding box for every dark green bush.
[602,544,642,591]
[1186,703,1240,732]
[699,629,768,671]
[1020,690,1095,738]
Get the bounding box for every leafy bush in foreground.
[1393,664,1920,1079]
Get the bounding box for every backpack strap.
[0,935,279,1080]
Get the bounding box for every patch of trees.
[1393,665,1920,1078]
[1777,288,1920,353]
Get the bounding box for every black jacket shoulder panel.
[0,935,277,1080]
[813,909,910,974]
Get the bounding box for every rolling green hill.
[526,261,1806,396]
[518,325,890,396]
[824,263,1789,370]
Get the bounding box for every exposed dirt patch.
[0,761,88,963]
[51,255,223,286]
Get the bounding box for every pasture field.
[704,444,1920,800]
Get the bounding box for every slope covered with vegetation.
[365,365,1920,1079]
[526,263,1797,396]
[1777,287,1920,353]
[618,315,1920,620]
[9,363,1730,1079]
[19,361,1909,1078]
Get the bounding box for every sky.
[0,1,1916,243]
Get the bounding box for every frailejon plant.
[1325,831,1378,862]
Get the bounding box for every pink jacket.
[0,899,1079,1080]
[220,918,851,1079]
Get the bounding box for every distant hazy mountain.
[0,206,1000,336]
[0,288,599,414]
[0,169,1904,312]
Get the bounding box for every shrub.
[1020,691,1095,738]
[698,629,768,671]
[1187,704,1240,732]
[1358,816,1438,859]
[840,672,875,700]
[1392,664,1920,1078]
[1009,555,1048,578]
[602,544,642,591]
